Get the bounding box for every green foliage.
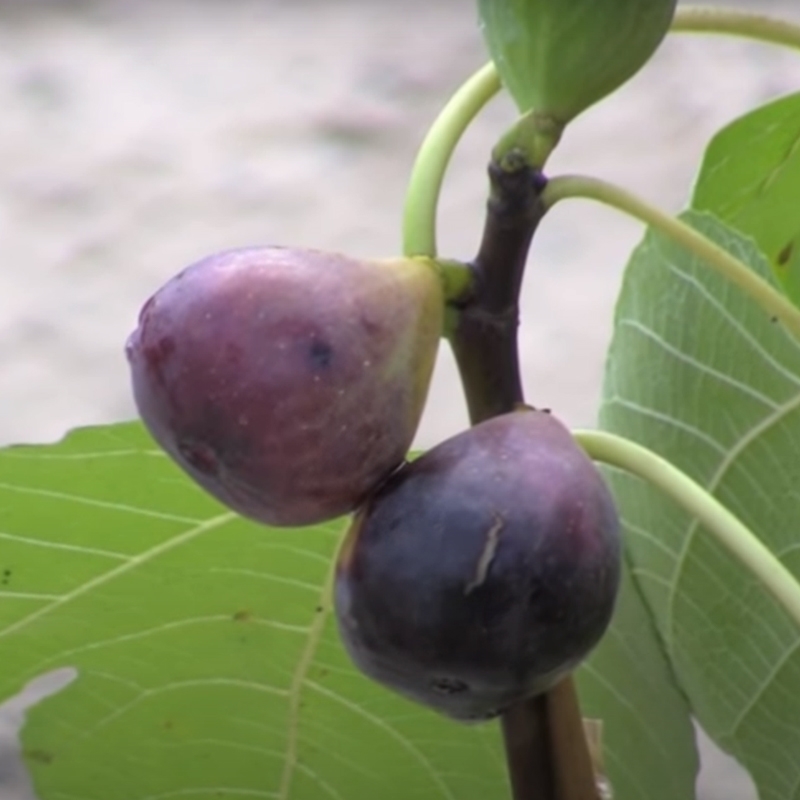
[600,212,800,800]
[693,91,800,306]
[575,567,698,800]
[0,422,697,800]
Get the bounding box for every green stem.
[492,110,564,172]
[673,6,800,50]
[542,175,800,341]
[402,4,800,261]
[574,429,800,631]
[402,63,501,259]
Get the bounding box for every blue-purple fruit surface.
[335,409,621,720]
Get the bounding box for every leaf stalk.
[673,6,800,50]
[575,430,800,631]
[542,175,800,341]
[402,63,501,259]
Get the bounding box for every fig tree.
[335,409,621,721]
[126,245,443,527]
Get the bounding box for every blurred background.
[1,0,799,797]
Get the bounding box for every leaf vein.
[0,512,235,641]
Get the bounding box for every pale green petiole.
[402,63,500,259]
[673,6,800,50]
[542,174,800,342]
[575,429,800,631]
[401,6,800,265]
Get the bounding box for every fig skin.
[126,245,443,527]
[335,409,621,721]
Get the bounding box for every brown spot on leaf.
[24,749,54,765]
[233,610,251,622]
[778,241,794,267]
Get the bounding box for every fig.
[478,0,677,124]
[126,246,443,527]
[335,409,620,721]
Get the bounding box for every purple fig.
[335,409,621,720]
[126,246,443,527]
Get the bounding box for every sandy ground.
[1,1,800,797]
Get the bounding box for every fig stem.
[575,429,800,632]
[448,149,599,800]
[673,6,800,50]
[542,174,800,341]
[544,679,606,800]
[502,681,601,800]
[501,695,554,799]
[449,152,547,424]
[492,110,564,172]
[402,62,500,259]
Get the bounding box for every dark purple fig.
[126,246,443,527]
[335,409,620,721]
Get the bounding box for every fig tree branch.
[448,151,600,800]
[448,152,545,425]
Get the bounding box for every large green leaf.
[575,563,697,800]
[0,423,508,800]
[693,92,800,305]
[0,421,697,799]
[600,211,800,800]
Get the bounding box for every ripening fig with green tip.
[479,0,677,125]
[126,245,444,528]
[335,409,621,721]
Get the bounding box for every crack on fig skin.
[464,514,504,595]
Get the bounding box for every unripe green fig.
[479,0,677,124]
[126,246,443,527]
[335,409,621,721]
